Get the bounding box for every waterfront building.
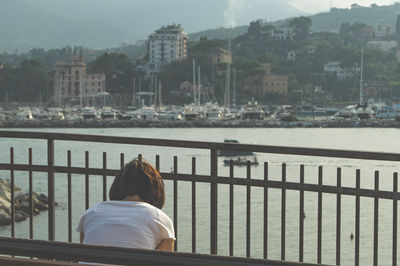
[363,82,393,99]
[244,64,288,95]
[146,24,188,75]
[53,55,106,105]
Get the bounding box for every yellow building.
[211,48,232,64]
[54,56,106,103]
[244,64,288,95]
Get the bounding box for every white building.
[146,24,187,74]
[375,21,392,38]
[268,25,293,40]
[287,50,296,61]
[367,40,398,52]
[323,61,355,80]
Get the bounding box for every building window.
[271,82,275,87]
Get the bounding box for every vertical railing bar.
[373,171,379,266]
[264,162,268,260]
[317,166,323,264]
[173,156,178,252]
[85,151,89,210]
[47,139,55,241]
[67,151,72,243]
[336,168,342,266]
[28,148,33,240]
[156,155,160,172]
[355,169,360,266]
[121,153,125,168]
[210,148,218,255]
[246,160,251,258]
[229,160,234,257]
[393,172,398,266]
[281,163,286,261]
[10,147,15,238]
[191,157,196,253]
[102,152,107,202]
[299,164,304,262]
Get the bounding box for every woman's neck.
[123,195,143,202]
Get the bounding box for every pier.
[0,131,398,265]
[1,117,400,128]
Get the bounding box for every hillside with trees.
[159,16,400,106]
[2,3,400,106]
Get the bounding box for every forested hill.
[310,3,400,32]
[191,3,400,41]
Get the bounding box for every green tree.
[15,59,48,102]
[396,14,400,39]
[87,53,134,95]
[0,64,17,103]
[290,17,312,41]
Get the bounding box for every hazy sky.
[289,0,398,13]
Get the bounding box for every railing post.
[47,138,55,241]
[210,147,218,255]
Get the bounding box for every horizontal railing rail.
[0,130,400,161]
[0,130,399,266]
[0,237,332,266]
[0,163,399,200]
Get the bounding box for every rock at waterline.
[0,178,51,226]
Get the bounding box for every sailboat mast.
[158,80,162,107]
[224,39,231,108]
[233,66,236,107]
[359,48,364,105]
[198,65,201,106]
[193,59,196,105]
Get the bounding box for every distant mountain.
[1,1,400,54]
[0,0,304,53]
[309,3,400,32]
[0,0,126,53]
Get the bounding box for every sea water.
[0,127,399,266]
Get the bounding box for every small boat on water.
[218,139,254,157]
[223,156,259,166]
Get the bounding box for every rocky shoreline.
[0,178,50,226]
[1,118,400,128]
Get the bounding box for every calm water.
[0,127,399,266]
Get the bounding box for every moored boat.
[223,156,259,166]
[218,139,254,157]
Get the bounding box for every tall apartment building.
[146,24,187,74]
[53,55,106,104]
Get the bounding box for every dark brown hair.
[109,158,165,209]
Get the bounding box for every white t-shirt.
[76,201,175,249]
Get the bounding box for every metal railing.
[0,237,331,266]
[0,131,399,266]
